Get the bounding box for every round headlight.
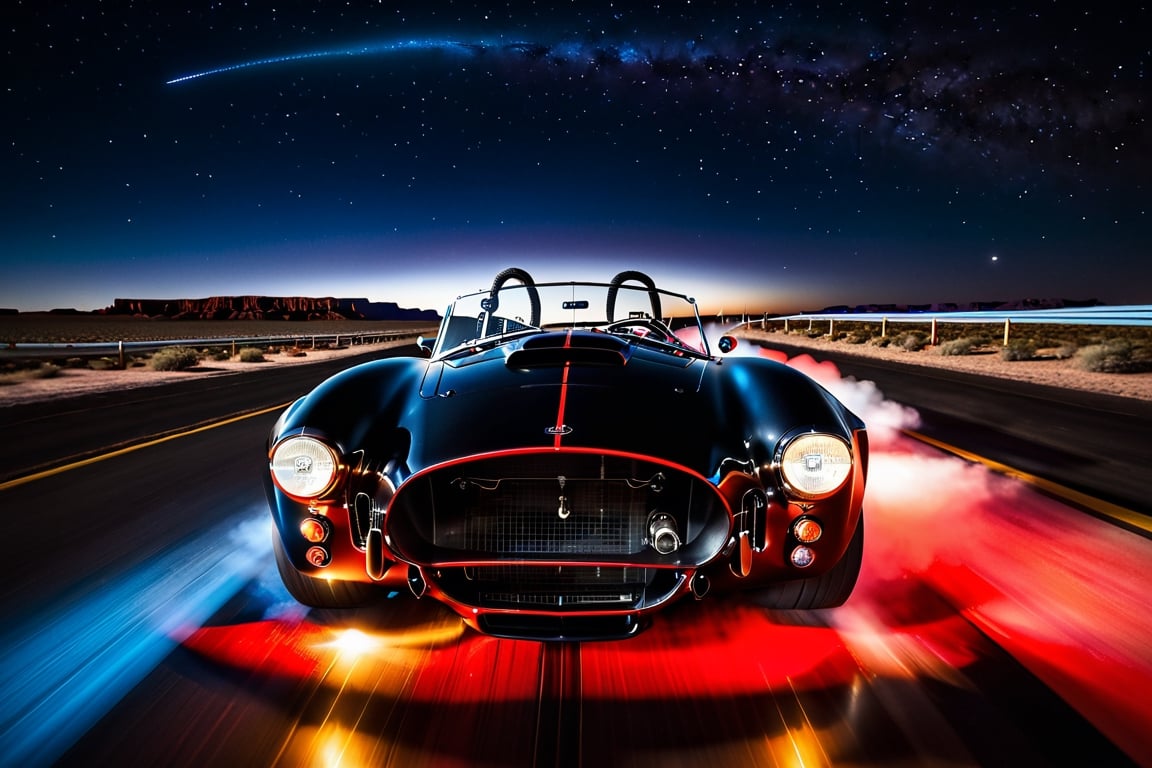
[778,433,852,500]
[270,436,341,499]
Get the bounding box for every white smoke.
[710,326,921,449]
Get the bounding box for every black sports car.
[264,268,867,640]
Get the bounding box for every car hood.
[402,330,850,482]
[415,331,709,460]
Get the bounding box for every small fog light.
[790,546,815,568]
[792,518,822,543]
[305,546,330,567]
[299,517,329,543]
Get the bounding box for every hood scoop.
[506,331,629,369]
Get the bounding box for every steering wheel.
[601,317,676,344]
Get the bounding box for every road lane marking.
[903,428,1152,535]
[0,403,290,492]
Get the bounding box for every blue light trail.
[0,512,271,766]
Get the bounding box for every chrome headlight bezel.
[776,431,853,501]
[269,434,343,501]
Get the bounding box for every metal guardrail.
[737,305,1152,345]
[0,330,428,365]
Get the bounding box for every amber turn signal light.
[792,517,823,543]
[299,517,329,543]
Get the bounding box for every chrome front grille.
[386,451,730,574]
[383,451,731,627]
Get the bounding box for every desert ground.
[0,340,416,407]
[739,327,1152,401]
[2,329,1151,407]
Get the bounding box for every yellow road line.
[0,403,290,492]
[903,428,1152,534]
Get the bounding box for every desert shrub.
[1075,340,1150,373]
[844,330,872,344]
[896,332,928,352]
[869,335,892,348]
[238,346,265,363]
[150,346,200,371]
[64,356,88,369]
[88,357,117,370]
[285,347,307,358]
[937,337,976,356]
[207,348,231,361]
[1,362,62,384]
[1001,340,1037,362]
[1053,344,1078,360]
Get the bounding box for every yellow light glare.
[324,628,379,656]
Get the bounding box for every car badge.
[545,425,573,436]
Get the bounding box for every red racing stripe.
[552,331,573,448]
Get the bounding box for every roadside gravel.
[0,341,409,407]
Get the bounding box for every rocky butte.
[101,296,440,322]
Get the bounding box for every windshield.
[433,280,710,358]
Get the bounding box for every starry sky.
[3,2,1149,315]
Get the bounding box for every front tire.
[755,511,864,610]
[272,530,382,609]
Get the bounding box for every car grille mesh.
[460,478,645,555]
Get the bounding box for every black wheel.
[755,511,864,610]
[272,529,382,609]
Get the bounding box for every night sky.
[3,2,1149,316]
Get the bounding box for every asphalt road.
[1,342,1148,766]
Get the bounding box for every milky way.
[167,31,1147,182]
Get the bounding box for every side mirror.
[417,336,436,357]
[717,335,738,354]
